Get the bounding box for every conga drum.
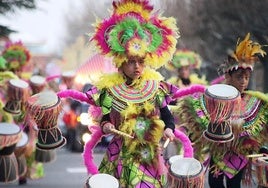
[14,131,29,177]
[202,84,241,143]
[3,78,29,114]
[168,157,205,188]
[254,156,268,187]
[61,71,76,89]
[29,75,46,94]
[84,173,119,188]
[26,91,66,150]
[0,123,22,183]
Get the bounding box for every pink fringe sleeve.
[173,84,206,99]
[57,89,95,105]
[174,129,193,158]
[82,125,103,175]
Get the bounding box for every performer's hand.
[102,122,115,134]
[164,128,175,141]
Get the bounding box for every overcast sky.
[0,0,84,53]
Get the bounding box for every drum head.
[168,155,183,165]
[0,123,21,135]
[9,79,29,89]
[62,71,76,78]
[27,91,59,109]
[170,158,202,177]
[206,84,239,100]
[88,173,119,188]
[30,75,46,85]
[16,132,28,148]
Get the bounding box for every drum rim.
[0,123,21,135]
[27,91,60,109]
[36,137,66,150]
[205,84,239,100]
[30,75,46,84]
[170,157,203,177]
[9,78,29,88]
[87,173,119,187]
[203,130,234,143]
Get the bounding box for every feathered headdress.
[166,49,202,71]
[1,41,31,72]
[90,0,180,69]
[218,33,266,74]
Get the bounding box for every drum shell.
[6,79,29,101]
[0,153,19,183]
[16,154,27,177]
[35,148,56,163]
[29,75,46,94]
[36,127,66,150]
[167,158,205,188]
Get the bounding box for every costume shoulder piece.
[240,91,268,137]
[108,80,159,112]
[176,92,209,141]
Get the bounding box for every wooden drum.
[0,123,22,183]
[14,131,29,177]
[202,84,240,143]
[29,75,46,94]
[26,91,66,150]
[3,78,29,114]
[168,157,205,188]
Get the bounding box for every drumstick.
[163,138,170,148]
[246,154,265,158]
[110,128,134,139]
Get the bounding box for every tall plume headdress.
[90,0,180,69]
[218,33,266,75]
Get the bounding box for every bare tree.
[165,0,268,91]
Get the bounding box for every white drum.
[168,157,205,188]
[29,75,46,94]
[86,173,119,188]
[3,79,29,114]
[202,84,240,143]
[15,131,29,156]
[0,123,22,183]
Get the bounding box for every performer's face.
[226,68,251,93]
[121,56,145,83]
[178,66,190,79]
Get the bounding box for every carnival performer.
[176,33,268,188]
[82,0,179,187]
[163,49,208,161]
[166,49,207,89]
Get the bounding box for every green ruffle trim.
[97,89,113,115]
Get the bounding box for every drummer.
[207,33,268,187]
[83,0,179,186]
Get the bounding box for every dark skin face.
[225,68,251,93]
[178,65,191,80]
[120,56,145,85]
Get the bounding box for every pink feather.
[82,125,103,175]
[174,129,193,158]
[57,89,95,105]
[173,84,206,99]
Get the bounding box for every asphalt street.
[0,147,260,188]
